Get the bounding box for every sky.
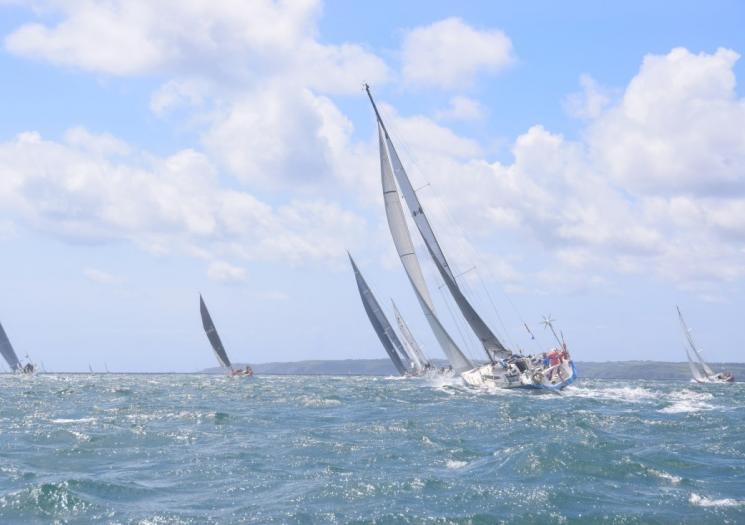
[1,0,744,372]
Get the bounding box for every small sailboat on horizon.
[677,306,734,383]
[0,321,36,375]
[199,294,253,378]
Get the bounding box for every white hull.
[461,357,576,391]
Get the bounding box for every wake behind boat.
[0,321,36,375]
[365,84,576,391]
[199,295,253,378]
[677,306,734,383]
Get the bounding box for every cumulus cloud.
[563,74,611,119]
[0,128,368,268]
[394,48,745,292]
[435,96,487,122]
[207,261,247,283]
[401,17,514,89]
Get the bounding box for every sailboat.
[199,294,253,377]
[348,253,410,376]
[0,322,35,375]
[391,300,439,375]
[365,84,576,391]
[677,306,734,383]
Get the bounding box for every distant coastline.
[202,359,745,380]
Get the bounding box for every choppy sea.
[1,374,744,524]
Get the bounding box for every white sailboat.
[365,85,576,391]
[0,322,36,375]
[677,306,734,383]
[199,295,253,377]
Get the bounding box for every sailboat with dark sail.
[199,295,253,377]
[677,306,734,383]
[348,253,410,376]
[0,321,35,375]
[365,84,576,391]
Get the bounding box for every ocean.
[1,374,743,524]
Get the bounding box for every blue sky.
[1,1,744,372]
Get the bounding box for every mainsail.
[200,294,232,369]
[366,85,510,361]
[684,345,707,382]
[676,306,715,377]
[392,299,429,371]
[377,124,473,373]
[0,322,21,371]
[348,253,408,375]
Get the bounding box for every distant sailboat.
[0,322,35,375]
[677,306,734,383]
[365,84,576,391]
[348,253,410,376]
[199,295,253,377]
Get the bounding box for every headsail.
[0,322,21,371]
[377,124,473,373]
[348,253,408,375]
[367,85,510,361]
[684,345,706,382]
[676,306,715,377]
[200,294,232,369]
[392,300,429,371]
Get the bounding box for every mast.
[366,84,510,362]
[0,322,22,372]
[348,253,409,375]
[200,294,233,369]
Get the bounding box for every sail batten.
[200,295,232,369]
[0,322,21,371]
[349,254,408,375]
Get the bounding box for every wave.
[689,493,745,507]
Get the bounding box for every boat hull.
[461,359,577,392]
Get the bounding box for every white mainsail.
[685,346,707,383]
[391,299,429,371]
[367,85,510,362]
[377,124,473,374]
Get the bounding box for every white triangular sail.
[677,306,715,377]
[685,345,707,382]
[367,85,510,361]
[377,124,473,374]
[392,300,429,371]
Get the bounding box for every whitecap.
[689,493,745,507]
[446,459,468,469]
[659,390,715,414]
[51,417,96,424]
[648,468,682,484]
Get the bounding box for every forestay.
[199,295,232,369]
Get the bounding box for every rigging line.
[438,281,477,361]
[476,269,518,351]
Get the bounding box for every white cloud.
[0,128,368,272]
[207,260,247,283]
[401,17,514,89]
[435,96,486,122]
[84,267,122,285]
[563,74,611,119]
